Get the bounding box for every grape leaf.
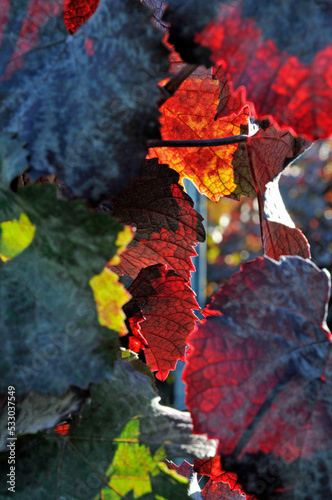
[241,121,311,259]
[90,267,131,336]
[0,212,36,262]
[90,226,133,335]
[0,0,168,202]
[149,61,252,202]
[140,398,218,460]
[196,0,332,140]
[194,456,239,487]
[259,175,311,261]
[143,0,167,31]
[126,264,199,381]
[110,158,205,281]
[64,0,101,33]
[0,163,131,395]
[0,362,190,499]
[100,419,189,499]
[194,457,256,500]
[202,481,250,500]
[167,460,203,499]
[183,256,332,499]
[1,1,64,79]
[168,459,253,500]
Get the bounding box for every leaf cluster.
[0,1,331,499]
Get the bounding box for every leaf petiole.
[148,134,248,148]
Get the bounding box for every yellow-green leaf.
[0,213,36,262]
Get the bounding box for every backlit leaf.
[194,457,256,500]
[103,419,189,499]
[126,264,199,380]
[90,267,131,336]
[168,459,254,499]
[149,60,252,202]
[111,158,205,281]
[183,256,332,499]
[63,0,100,33]
[244,121,311,259]
[0,212,35,262]
[196,0,332,140]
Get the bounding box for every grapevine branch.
[158,63,199,107]
[148,135,249,148]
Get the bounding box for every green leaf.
[0,0,169,202]
[0,181,129,397]
[0,362,189,500]
[100,418,188,499]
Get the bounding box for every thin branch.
[148,134,249,148]
[158,63,199,107]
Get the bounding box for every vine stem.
[148,135,249,148]
[158,63,199,107]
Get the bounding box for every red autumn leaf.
[64,0,101,33]
[168,459,254,500]
[242,120,311,260]
[194,456,238,485]
[126,264,198,381]
[167,459,194,480]
[202,480,250,500]
[259,176,311,261]
[194,457,256,500]
[213,66,248,120]
[196,1,332,140]
[127,311,147,353]
[111,158,205,281]
[149,47,253,202]
[54,422,70,435]
[183,256,332,497]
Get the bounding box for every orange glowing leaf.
[149,56,251,202]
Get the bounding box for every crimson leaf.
[196,0,332,139]
[126,264,199,381]
[183,256,332,499]
[110,158,205,281]
[63,0,101,33]
[168,459,253,499]
[238,121,311,259]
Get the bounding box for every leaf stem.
[148,135,249,148]
[158,63,199,107]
